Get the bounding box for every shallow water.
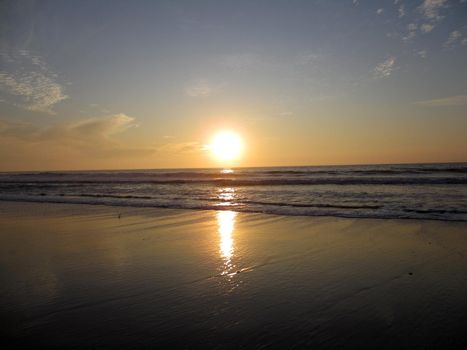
[1,163,466,221]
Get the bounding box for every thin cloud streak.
[185,80,223,97]
[0,114,153,157]
[157,141,203,154]
[415,94,467,107]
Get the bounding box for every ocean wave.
[1,163,466,181]
[1,163,465,222]
[1,177,466,186]
[402,208,467,215]
[240,200,382,209]
[261,167,467,175]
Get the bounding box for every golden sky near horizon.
[1,0,466,171]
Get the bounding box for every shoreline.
[1,197,465,223]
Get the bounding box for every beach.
[1,201,467,348]
[2,0,466,347]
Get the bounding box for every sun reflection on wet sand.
[217,210,237,275]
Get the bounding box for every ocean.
[0,163,466,221]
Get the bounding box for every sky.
[0,0,466,171]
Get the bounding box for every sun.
[209,131,242,162]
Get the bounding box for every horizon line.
[1,160,466,174]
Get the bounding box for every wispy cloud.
[398,5,405,18]
[0,114,153,157]
[403,23,418,42]
[60,114,137,140]
[395,0,453,45]
[444,30,464,48]
[418,0,449,21]
[415,94,467,107]
[376,8,384,15]
[0,50,68,114]
[185,80,223,97]
[417,50,428,58]
[420,23,435,33]
[296,52,320,66]
[157,141,203,154]
[0,119,37,141]
[374,57,397,78]
[404,0,449,38]
[0,113,135,141]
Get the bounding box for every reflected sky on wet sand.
[1,202,467,348]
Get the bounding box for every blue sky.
[0,0,466,170]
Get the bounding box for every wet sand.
[1,201,467,349]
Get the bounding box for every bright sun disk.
[210,131,242,161]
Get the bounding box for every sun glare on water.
[209,131,242,162]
